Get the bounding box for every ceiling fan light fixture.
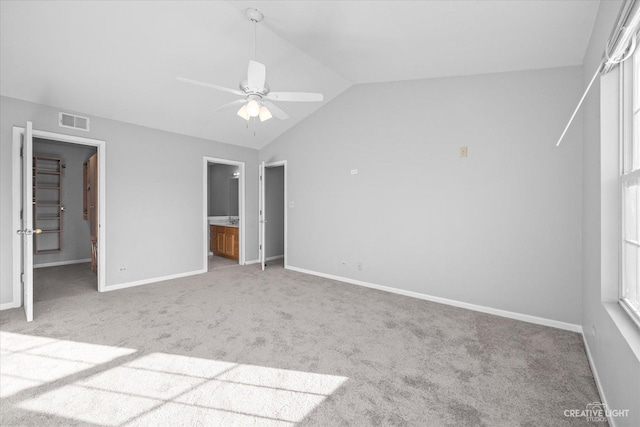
[246,99,261,117]
[237,104,250,121]
[177,8,322,127]
[259,106,272,122]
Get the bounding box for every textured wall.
[580,1,640,425]
[0,96,259,305]
[261,66,584,325]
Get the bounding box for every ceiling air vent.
[59,112,90,132]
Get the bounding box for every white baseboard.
[33,259,91,269]
[266,255,284,261]
[582,334,615,426]
[0,300,19,311]
[286,265,582,333]
[105,269,206,292]
[244,259,260,265]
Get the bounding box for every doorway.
[32,138,98,301]
[12,124,106,322]
[259,161,287,270]
[203,157,245,271]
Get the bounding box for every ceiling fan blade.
[177,77,244,96]
[262,100,289,120]
[213,99,246,112]
[265,92,323,102]
[247,60,266,91]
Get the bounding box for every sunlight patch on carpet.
[0,331,136,398]
[1,333,348,426]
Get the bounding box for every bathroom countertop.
[209,221,239,228]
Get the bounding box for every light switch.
[460,147,468,157]
[350,169,358,175]
[288,201,295,208]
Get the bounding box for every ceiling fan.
[177,8,323,122]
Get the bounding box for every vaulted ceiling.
[0,1,599,149]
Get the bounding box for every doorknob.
[16,229,42,235]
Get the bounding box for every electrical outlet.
[350,169,358,175]
[357,262,363,271]
[460,146,468,157]
[119,266,127,272]
[341,261,348,267]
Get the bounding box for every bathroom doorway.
[203,157,245,271]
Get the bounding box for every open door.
[259,161,266,271]
[19,122,36,321]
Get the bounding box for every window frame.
[619,38,640,329]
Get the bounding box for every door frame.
[12,127,107,304]
[202,156,246,270]
[263,160,288,269]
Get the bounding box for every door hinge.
[20,147,24,157]
[260,245,262,250]
[21,273,24,283]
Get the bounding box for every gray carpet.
[0,261,602,426]
[208,255,240,271]
[33,263,97,302]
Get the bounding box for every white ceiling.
[230,0,600,83]
[1,1,599,149]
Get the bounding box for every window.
[621,36,640,328]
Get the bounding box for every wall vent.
[58,112,90,131]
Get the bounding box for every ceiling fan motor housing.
[240,78,269,96]
[246,8,264,23]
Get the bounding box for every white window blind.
[556,0,640,147]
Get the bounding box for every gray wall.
[581,1,640,425]
[33,138,96,265]
[265,166,284,259]
[229,179,239,217]
[261,65,584,325]
[0,96,259,305]
[208,163,239,217]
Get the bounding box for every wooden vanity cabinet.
[210,225,239,261]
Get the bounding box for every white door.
[20,122,35,322]
[259,161,266,271]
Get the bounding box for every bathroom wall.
[208,163,239,217]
